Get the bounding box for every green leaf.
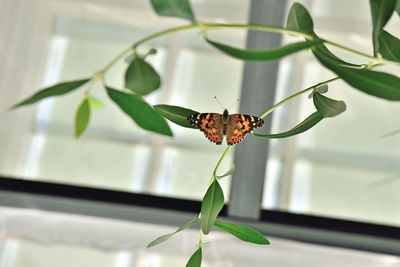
[12,78,90,108]
[88,96,104,110]
[186,248,202,267]
[150,0,196,24]
[308,84,328,99]
[206,38,323,61]
[313,92,346,118]
[74,98,91,138]
[397,0,400,16]
[370,0,397,56]
[216,165,235,179]
[125,57,161,96]
[214,221,270,245]
[314,50,400,100]
[106,87,172,136]
[153,104,198,128]
[286,2,314,34]
[253,111,323,139]
[147,218,199,248]
[286,2,359,67]
[200,180,224,235]
[378,30,400,61]
[316,84,329,94]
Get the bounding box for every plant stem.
[100,46,133,75]
[199,228,203,246]
[98,22,399,77]
[258,76,340,119]
[133,24,201,48]
[200,23,315,40]
[211,146,232,182]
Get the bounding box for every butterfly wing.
[226,114,264,145]
[187,113,224,145]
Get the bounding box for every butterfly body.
[187,109,264,145]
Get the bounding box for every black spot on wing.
[243,115,264,129]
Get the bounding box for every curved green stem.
[133,24,201,48]
[200,23,315,40]
[198,228,203,247]
[97,22,399,78]
[211,146,232,182]
[258,76,340,119]
[100,46,133,75]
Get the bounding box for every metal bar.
[228,0,287,219]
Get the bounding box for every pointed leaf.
[206,38,323,61]
[147,218,199,248]
[314,50,400,100]
[286,2,314,34]
[216,165,235,179]
[88,96,104,110]
[153,104,198,128]
[186,248,202,267]
[214,221,270,245]
[125,57,161,96]
[106,87,172,136]
[12,78,90,108]
[286,3,360,67]
[370,0,397,56]
[200,180,224,234]
[313,92,346,118]
[74,98,91,138]
[378,30,400,61]
[150,0,196,24]
[253,111,323,139]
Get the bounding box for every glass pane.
[262,0,400,226]
[0,0,248,200]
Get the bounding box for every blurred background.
[0,0,400,266]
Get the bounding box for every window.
[1,0,399,263]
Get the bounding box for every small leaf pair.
[185,221,269,267]
[75,96,104,138]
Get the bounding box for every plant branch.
[211,146,232,183]
[258,76,340,119]
[96,23,399,79]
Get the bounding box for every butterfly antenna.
[228,98,240,110]
[214,96,225,109]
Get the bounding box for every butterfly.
[187,109,264,145]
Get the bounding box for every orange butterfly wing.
[226,114,264,145]
[187,113,224,145]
